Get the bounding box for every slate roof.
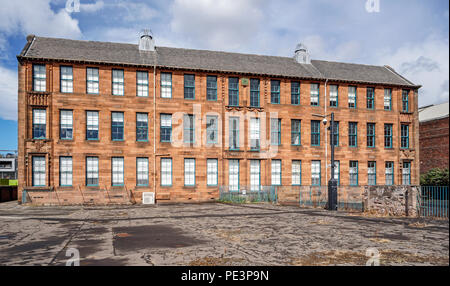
[18,35,419,87]
[419,102,449,122]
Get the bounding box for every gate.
[418,186,449,219]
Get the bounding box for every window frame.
[271,159,282,186]
[86,67,99,94]
[310,83,320,106]
[160,72,172,98]
[332,121,339,147]
[33,109,46,140]
[368,161,377,186]
[401,124,409,149]
[86,111,99,140]
[250,79,260,107]
[250,160,261,191]
[184,74,195,100]
[59,156,73,187]
[111,112,124,141]
[311,120,321,146]
[32,156,46,187]
[349,161,359,186]
[136,113,149,142]
[402,89,409,112]
[160,114,172,143]
[207,159,218,187]
[329,85,338,107]
[384,88,392,111]
[136,71,149,97]
[291,119,301,146]
[161,158,173,187]
[228,159,240,192]
[60,110,73,140]
[60,65,73,93]
[229,117,240,150]
[384,124,393,149]
[33,64,46,92]
[206,115,219,144]
[348,86,357,108]
[206,75,217,101]
[183,114,195,143]
[249,117,260,151]
[385,161,394,185]
[291,81,300,105]
[112,69,124,96]
[333,160,340,186]
[402,162,411,185]
[348,122,358,147]
[270,80,280,104]
[271,118,281,146]
[292,160,302,186]
[311,160,321,186]
[228,77,239,106]
[111,157,124,187]
[366,87,375,110]
[136,157,149,187]
[86,156,99,187]
[367,123,376,148]
[184,158,196,187]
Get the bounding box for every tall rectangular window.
[311,160,321,186]
[271,118,281,146]
[402,162,411,185]
[401,124,409,149]
[112,69,124,96]
[86,67,99,94]
[161,158,172,186]
[329,85,338,107]
[332,121,339,147]
[137,71,148,97]
[250,79,260,107]
[250,160,261,191]
[160,114,172,142]
[385,162,394,185]
[367,123,375,148]
[207,159,218,186]
[184,158,195,186]
[310,83,319,106]
[402,90,409,112]
[250,118,260,151]
[349,122,357,147]
[136,158,149,186]
[86,157,99,186]
[184,74,195,99]
[111,112,124,141]
[229,117,239,150]
[384,88,392,110]
[136,113,148,141]
[271,80,280,104]
[349,161,359,186]
[32,156,46,186]
[271,160,281,186]
[292,160,301,186]
[33,64,46,92]
[367,87,375,109]
[33,109,46,139]
[183,114,195,143]
[86,111,99,140]
[311,120,321,146]
[60,66,73,93]
[291,81,300,105]
[60,110,73,140]
[59,156,72,186]
[161,73,172,98]
[112,157,124,186]
[228,77,239,106]
[384,124,393,148]
[333,161,340,186]
[291,119,301,146]
[348,86,357,108]
[368,161,376,185]
[229,160,239,192]
[207,76,217,101]
[206,115,218,144]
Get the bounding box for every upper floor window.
[270,118,281,146]
[310,83,319,106]
[229,117,239,150]
[384,124,393,148]
[402,90,409,112]
[384,88,392,110]
[86,68,99,94]
[112,69,124,96]
[250,117,260,151]
[250,79,260,107]
[161,73,172,98]
[291,119,301,146]
[329,85,338,107]
[366,87,375,109]
[136,71,148,97]
[228,77,239,106]
[59,156,72,187]
[348,86,357,108]
[348,122,357,147]
[184,74,195,99]
[136,113,148,142]
[311,120,320,146]
[332,121,339,147]
[33,64,46,92]
[291,82,300,105]
[271,80,280,104]
[184,114,195,143]
[206,115,218,144]
[207,76,217,101]
[60,110,73,140]
[160,114,172,142]
[401,124,409,149]
[60,66,73,93]
[86,111,99,140]
[33,109,46,139]
[111,112,124,141]
[367,123,376,148]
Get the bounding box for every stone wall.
[363,185,419,217]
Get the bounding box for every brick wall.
[419,117,449,174]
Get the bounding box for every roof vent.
[139,29,155,52]
[294,43,310,64]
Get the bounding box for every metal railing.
[418,186,449,219]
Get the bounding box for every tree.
[420,168,449,186]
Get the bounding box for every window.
[59,157,72,186]
[87,67,99,94]
[367,123,375,148]
[292,160,301,186]
[206,115,218,144]
[368,161,376,185]
[33,64,46,92]
[402,162,411,185]
[112,69,124,96]
[329,85,338,107]
[207,76,217,101]
[291,120,301,146]
[229,117,239,150]
[136,158,149,186]
[384,89,392,110]
[137,71,148,97]
[250,160,261,191]
[161,158,172,186]
[367,87,375,109]
[228,77,239,106]
[401,124,409,149]
[60,110,73,140]
[311,120,321,146]
[250,118,260,151]
[271,80,280,104]
[111,112,124,141]
[311,161,321,186]
[33,109,46,139]
[184,158,195,186]
[160,114,172,142]
[271,160,281,186]
[333,161,340,186]
[184,74,195,99]
[310,83,319,106]
[136,113,148,141]
[86,111,99,140]
[402,90,409,112]
[207,159,218,186]
[184,114,195,143]
[112,157,124,186]
[32,156,45,186]
[349,161,359,186]
[271,118,281,146]
[385,162,394,185]
[348,86,357,108]
[60,66,73,93]
[250,79,260,107]
[161,73,172,98]
[291,82,300,105]
[86,157,99,186]
[229,160,239,192]
[349,122,357,147]
[332,121,339,147]
[384,124,393,148]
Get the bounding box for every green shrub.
[420,168,449,186]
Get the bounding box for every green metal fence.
[219,186,278,203]
[418,186,449,219]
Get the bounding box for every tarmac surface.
[0,201,448,266]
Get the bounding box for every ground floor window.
[184,158,196,186]
[207,159,218,186]
[59,156,72,186]
[86,157,99,186]
[349,161,358,186]
[161,158,172,186]
[368,161,376,185]
[229,160,239,192]
[32,156,45,186]
[385,162,394,185]
[311,160,321,186]
[136,158,149,186]
[292,160,301,186]
[112,157,124,186]
[250,160,261,191]
[402,162,411,185]
[333,160,340,186]
[271,160,281,186]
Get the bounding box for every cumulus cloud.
[0,65,18,121]
[80,0,105,13]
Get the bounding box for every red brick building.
[16,34,421,205]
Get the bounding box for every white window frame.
[87,67,99,94]
[207,159,218,186]
[33,64,46,92]
[229,160,239,192]
[112,69,124,96]
[86,157,99,186]
[292,160,301,186]
[33,156,46,186]
[137,71,149,97]
[161,158,172,186]
[271,160,281,186]
[112,157,124,186]
[136,158,149,186]
[184,158,196,186]
[60,66,73,93]
[161,72,172,98]
[250,160,261,191]
[60,157,72,186]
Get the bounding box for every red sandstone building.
[17,34,421,204]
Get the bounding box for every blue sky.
[0,0,449,150]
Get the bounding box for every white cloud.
[0,65,18,121]
[80,0,105,13]
[301,35,362,62]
